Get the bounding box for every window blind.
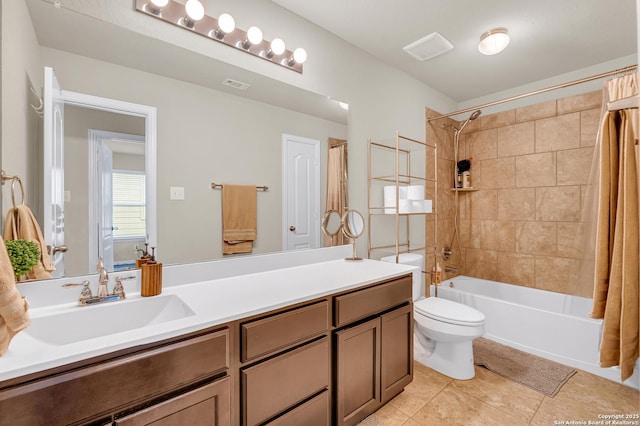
[112,171,146,239]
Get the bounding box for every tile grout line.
[528,394,549,425]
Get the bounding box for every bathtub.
[431,275,640,390]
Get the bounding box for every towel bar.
[211,183,268,191]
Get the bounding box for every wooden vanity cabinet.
[113,376,231,425]
[334,276,414,426]
[239,300,330,426]
[0,326,232,426]
[0,272,414,426]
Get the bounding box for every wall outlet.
[170,186,185,200]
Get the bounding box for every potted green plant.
[5,239,40,281]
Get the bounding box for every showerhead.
[457,109,482,134]
[469,110,482,121]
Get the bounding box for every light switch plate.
[170,186,185,200]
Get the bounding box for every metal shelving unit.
[367,132,438,280]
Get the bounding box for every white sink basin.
[24,295,195,345]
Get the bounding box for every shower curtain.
[589,73,639,382]
[324,138,348,246]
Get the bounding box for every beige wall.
[0,0,43,220]
[437,91,602,297]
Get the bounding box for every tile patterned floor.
[363,362,640,425]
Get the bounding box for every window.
[112,170,146,240]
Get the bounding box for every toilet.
[381,253,485,380]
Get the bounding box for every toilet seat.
[415,297,485,326]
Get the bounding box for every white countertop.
[1,258,417,382]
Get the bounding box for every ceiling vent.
[403,32,453,61]
[221,78,250,91]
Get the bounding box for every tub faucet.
[444,265,458,274]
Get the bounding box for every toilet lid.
[415,297,485,326]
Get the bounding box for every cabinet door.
[242,337,329,426]
[335,317,381,426]
[266,390,329,425]
[114,376,230,426]
[380,304,413,403]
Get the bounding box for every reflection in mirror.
[342,209,364,261]
[2,0,348,281]
[41,77,157,279]
[321,210,342,237]
[324,138,348,247]
[65,107,147,277]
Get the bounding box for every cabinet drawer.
[267,390,329,426]
[242,337,330,426]
[115,376,231,425]
[334,275,412,327]
[0,328,229,426]
[241,301,329,362]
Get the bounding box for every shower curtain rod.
[427,64,638,122]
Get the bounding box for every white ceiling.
[272,0,638,103]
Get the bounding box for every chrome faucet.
[97,257,109,297]
[62,258,136,306]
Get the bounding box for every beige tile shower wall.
[454,91,602,298]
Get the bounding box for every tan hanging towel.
[222,184,257,255]
[3,204,55,280]
[0,238,30,356]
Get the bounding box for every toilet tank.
[381,253,424,301]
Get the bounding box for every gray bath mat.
[473,337,577,397]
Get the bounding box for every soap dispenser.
[135,243,151,268]
[141,247,162,297]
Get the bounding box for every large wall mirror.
[2,0,348,279]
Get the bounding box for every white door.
[98,142,114,271]
[282,134,320,250]
[43,67,65,277]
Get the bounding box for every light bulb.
[150,0,168,7]
[218,13,235,34]
[247,26,263,45]
[147,0,168,14]
[185,0,204,22]
[293,47,307,64]
[270,38,286,56]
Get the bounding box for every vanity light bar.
[135,0,304,73]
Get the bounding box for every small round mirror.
[341,209,364,261]
[321,210,342,237]
[342,210,365,239]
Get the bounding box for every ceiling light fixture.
[478,27,510,55]
[135,0,306,73]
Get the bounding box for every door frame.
[281,133,321,250]
[51,86,157,261]
[88,130,145,272]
